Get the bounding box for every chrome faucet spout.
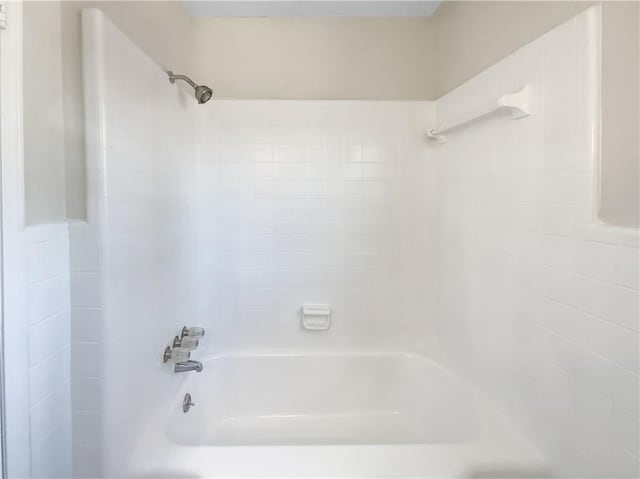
[174,360,203,373]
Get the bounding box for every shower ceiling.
[182,0,442,17]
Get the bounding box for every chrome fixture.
[174,360,203,374]
[163,346,191,363]
[181,326,205,339]
[163,346,172,363]
[164,327,205,373]
[173,335,199,350]
[183,393,195,413]
[167,71,213,104]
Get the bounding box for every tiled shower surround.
[31,5,636,478]
[196,101,437,354]
[70,9,198,477]
[25,225,72,478]
[435,8,639,477]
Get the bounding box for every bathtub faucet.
[174,360,203,373]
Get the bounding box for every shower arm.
[167,71,197,89]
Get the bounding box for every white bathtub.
[129,353,546,478]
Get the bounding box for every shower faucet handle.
[181,326,205,339]
[172,335,199,350]
[163,346,191,364]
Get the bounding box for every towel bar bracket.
[428,85,531,144]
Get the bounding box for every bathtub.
[129,353,546,478]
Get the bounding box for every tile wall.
[435,7,639,477]
[25,224,72,478]
[75,9,197,478]
[196,100,437,354]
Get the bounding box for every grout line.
[29,379,71,412]
[24,231,69,245]
[27,272,68,288]
[29,306,68,329]
[31,414,71,454]
[513,312,639,389]
[72,442,101,449]
[518,262,639,334]
[27,267,69,285]
[72,409,101,415]
[25,235,68,245]
[29,344,71,373]
[519,239,639,291]
[520,280,639,337]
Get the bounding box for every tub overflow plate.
[183,393,195,413]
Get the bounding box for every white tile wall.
[25,224,72,478]
[196,100,437,355]
[77,23,438,470]
[69,222,103,478]
[76,9,197,478]
[435,7,639,478]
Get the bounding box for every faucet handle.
[173,335,199,350]
[181,326,205,339]
[162,346,191,364]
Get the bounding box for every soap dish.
[301,304,331,331]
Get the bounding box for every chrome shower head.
[195,85,213,104]
[167,71,213,104]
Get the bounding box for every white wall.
[599,1,640,227]
[191,18,435,100]
[431,1,591,97]
[434,7,639,477]
[60,1,195,221]
[21,2,638,230]
[73,9,198,477]
[21,1,195,225]
[25,224,72,478]
[23,2,67,225]
[68,222,103,478]
[196,101,437,355]
[432,1,639,227]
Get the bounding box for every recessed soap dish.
[301,304,331,331]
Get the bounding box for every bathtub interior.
[129,353,546,478]
[165,354,476,446]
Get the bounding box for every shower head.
[167,71,213,104]
[195,85,213,104]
